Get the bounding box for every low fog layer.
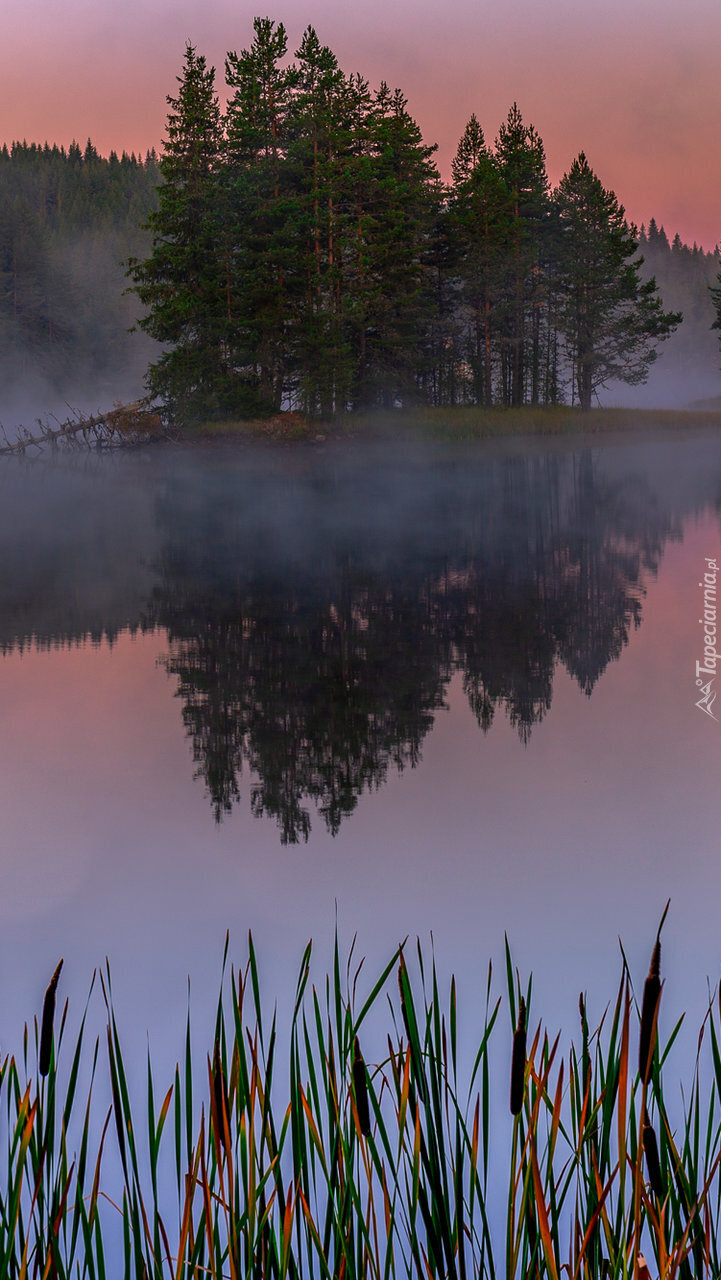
[2,432,721,651]
[607,225,721,408]
[0,231,159,432]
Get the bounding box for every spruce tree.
[334,72,376,406]
[224,19,299,412]
[554,153,680,409]
[352,83,440,407]
[447,116,513,405]
[289,27,352,415]
[494,104,550,405]
[129,43,226,418]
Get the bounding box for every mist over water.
[1,430,717,660]
[3,332,720,436]
[0,371,148,439]
[0,326,156,437]
[607,363,721,408]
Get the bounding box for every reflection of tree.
[148,448,675,840]
[556,453,680,694]
[156,575,449,841]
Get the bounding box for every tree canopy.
[554,154,681,410]
[0,22,702,418]
[129,32,682,418]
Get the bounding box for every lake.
[1,428,720,1084]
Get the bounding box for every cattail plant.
[579,992,591,1098]
[510,995,527,1115]
[211,1035,228,1155]
[352,1035,371,1137]
[9,927,721,1280]
[643,1110,663,1198]
[38,958,63,1076]
[639,902,669,1083]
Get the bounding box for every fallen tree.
[0,401,176,455]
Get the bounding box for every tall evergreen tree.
[288,27,353,414]
[494,104,550,405]
[451,114,487,186]
[352,83,440,407]
[129,43,226,418]
[224,19,299,412]
[554,153,680,409]
[447,116,513,405]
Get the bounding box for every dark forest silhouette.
[3,30,721,420]
[129,34,679,417]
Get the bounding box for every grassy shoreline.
[179,404,721,445]
[4,930,721,1278]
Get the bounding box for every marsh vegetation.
[4,926,721,1280]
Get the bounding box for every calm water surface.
[1,430,720,1080]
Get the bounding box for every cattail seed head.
[352,1036,371,1137]
[212,1038,228,1152]
[639,902,670,1082]
[510,996,527,1116]
[39,960,63,1077]
[643,1112,663,1198]
[579,992,590,1089]
[639,955,662,1084]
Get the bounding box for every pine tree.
[288,27,353,415]
[334,72,376,406]
[447,116,513,404]
[224,19,299,412]
[129,43,227,418]
[450,114,487,186]
[554,153,680,409]
[351,83,440,407]
[494,104,550,405]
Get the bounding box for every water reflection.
[146,446,680,840]
[0,436,715,842]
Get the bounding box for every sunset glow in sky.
[2,0,720,247]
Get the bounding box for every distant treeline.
[637,219,720,395]
[0,140,158,407]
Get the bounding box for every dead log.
[0,401,177,456]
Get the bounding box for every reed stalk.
[2,923,721,1280]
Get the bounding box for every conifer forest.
[0,141,159,406]
[2,19,721,419]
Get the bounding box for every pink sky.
[2,0,720,247]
